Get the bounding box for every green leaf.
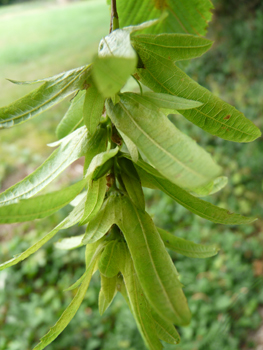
[0,199,85,271]
[85,147,119,179]
[117,195,191,325]
[151,308,180,345]
[191,176,228,197]
[98,240,123,278]
[134,159,256,225]
[119,130,139,162]
[99,274,117,315]
[56,91,85,139]
[83,125,108,174]
[120,247,163,350]
[33,260,95,350]
[83,81,105,135]
[132,34,213,61]
[0,126,89,206]
[92,56,137,98]
[158,227,219,258]
[92,27,138,98]
[0,65,91,128]
[79,177,107,225]
[0,179,86,223]
[118,157,145,211]
[106,93,221,190]
[132,41,261,142]
[54,234,84,250]
[82,192,122,244]
[65,240,105,291]
[142,92,203,111]
[117,0,213,36]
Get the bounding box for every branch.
[110,0,119,33]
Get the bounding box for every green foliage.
[0,1,261,349]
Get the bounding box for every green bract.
[0,2,260,349]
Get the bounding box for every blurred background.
[0,0,262,349]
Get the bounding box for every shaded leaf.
[56,91,85,139]
[79,177,106,225]
[158,227,219,258]
[0,199,85,271]
[191,176,228,197]
[98,240,124,278]
[99,274,117,315]
[83,81,105,135]
[82,192,122,244]
[106,93,221,190]
[0,126,89,206]
[151,308,180,345]
[134,159,256,225]
[0,65,91,128]
[117,195,191,325]
[0,179,86,223]
[33,260,95,350]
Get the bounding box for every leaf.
[117,195,191,325]
[119,130,139,162]
[99,274,117,315]
[0,65,91,128]
[118,157,145,211]
[117,0,213,36]
[56,91,85,139]
[54,234,84,250]
[133,159,256,225]
[82,192,122,244]
[0,199,85,271]
[158,227,219,258]
[151,308,180,345]
[0,126,89,206]
[106,93,221,190]
[33,260,95,350]
[83,81,105,135]
[65,240,105,291]
[85,147,119,179]
[120,248,163,350]
[132,41,261,142]
[142,92,203,111]
[79,177,106,225]
[0,179,86,223]
[92,56,137,98]
[132,34,213,61]
[98,240,124,278]
[191,176,228,197]
[83,125,108,174]
[92,27,138,97]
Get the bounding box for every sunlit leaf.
[0,65,91,128]
[85,147,119,179]
[0,126,89,206]
[0,179,86,223]
[117,0,213,36]
[191,176,228,197]
[132,40,261,142]
[151,308,180,345]
[54,234,84,250]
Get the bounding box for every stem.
[110,0,119,33]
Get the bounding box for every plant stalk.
[110,0,119,33]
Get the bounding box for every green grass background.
[0,1,263,350]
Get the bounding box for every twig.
[110,0,119,33]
